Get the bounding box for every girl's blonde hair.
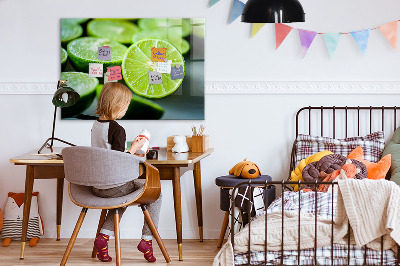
[95,83,132,120]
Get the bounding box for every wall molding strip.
[0,81,399,95]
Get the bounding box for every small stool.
[215,175,275,248]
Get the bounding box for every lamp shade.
[52,85,80,107]
[241,0,305,23]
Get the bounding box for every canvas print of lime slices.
[67,37,128,72]
[138,18,191,37]
[61,19,83,45]
[122,39,185,99]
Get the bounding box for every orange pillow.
[347,146,391,180]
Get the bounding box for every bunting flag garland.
[209,0,220,7]
[229,0,245,24]
[323,33,341,58]
[275,23,293,49]
[351,29,370,55]
[251,23,266,38]
[378,21,398,50]
[298,29,317,58]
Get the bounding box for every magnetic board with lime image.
[60,18,205,120]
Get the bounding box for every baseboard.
[1,81,400,94]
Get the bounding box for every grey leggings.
[92,180,162,240]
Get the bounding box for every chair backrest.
[62,146,145,187]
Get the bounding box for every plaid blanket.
[234,191,397,265]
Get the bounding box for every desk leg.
[193,161,203,242]
[20,165,35,259]
[172,167,183,261]
[56,178,64,241]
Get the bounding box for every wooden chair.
[60,146,171,265]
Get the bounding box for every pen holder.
[191,135,209,153]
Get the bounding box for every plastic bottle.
[136,129,150,154]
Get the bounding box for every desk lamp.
[241,0,305,23]
[38,80,80,154]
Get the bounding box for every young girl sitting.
[91,82,162,263]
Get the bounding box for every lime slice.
[60,72,98,118]
[122,39,185,99]
[67,37,128,72]
[95,84,164,119]
[61,19,83,45]
[62,18,89,24]
[132,29,190,54]
[138,18,191,37]
[87,19,139,44]
[61,48,68,70]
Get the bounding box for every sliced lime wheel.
[87,19,139,44]
[138,18,191,37]
[61,19,83,45]
[61,48,68,70]
[60,72,98,118]
[62,18,89,24]
[131,29,190,54]
[122,39,185,99]
[95,84,164,119]
[67,37,128,72]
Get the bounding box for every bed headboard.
[290,106,400,179]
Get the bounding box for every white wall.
[1,0,400,240]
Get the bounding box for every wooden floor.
[0,239,221,265]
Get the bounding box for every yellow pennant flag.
[251,23,266,38]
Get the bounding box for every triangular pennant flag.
[298,29,317,58]
[275,23,293,49]
[351,29,370,55]
[209,0,220,7]
[251,23,265,38]
[229,0,245,24]
[378,21,397,50]
[323,33,341,58]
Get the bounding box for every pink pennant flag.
[378,21,398,50]
[298,29,317,58]
[275,23,293,49]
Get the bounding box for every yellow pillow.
[290,150,333,191]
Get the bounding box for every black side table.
[215,175,275,248]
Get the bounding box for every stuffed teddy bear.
[229,159,261,179]
[172,135,189,153]
[1,192,44,247]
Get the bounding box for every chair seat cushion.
[69,180,145,208]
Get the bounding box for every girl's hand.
[134,148,149,157]
[129,137,147,154]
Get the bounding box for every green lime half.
[61,19,83,45]
[95,84,164,119]
[138,18,191,37]
[122,39,185,99]
[87,19,139,44]
[62,18,89,24]
[61,48,68,70]
[60,72,98,118]
[132,29,190,54]
[67,37,128,72]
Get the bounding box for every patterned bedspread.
[234,191,397,265]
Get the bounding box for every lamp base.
[38,137,76,154]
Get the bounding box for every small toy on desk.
[1,192,44,247]
[172,135,189,153]
[229,159,261,179]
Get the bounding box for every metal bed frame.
[230,106,400,266]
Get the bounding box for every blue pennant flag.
[323,33,341,58]
[209,0,221,7]
[351,29,371,55]
[229,0,245,24]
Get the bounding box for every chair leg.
[91,209,108,258]
[141,205,171,263]
[114,209,121,266]
[60,208,88,266]
[217,211,230,248]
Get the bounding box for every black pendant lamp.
[242,0,305,23]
